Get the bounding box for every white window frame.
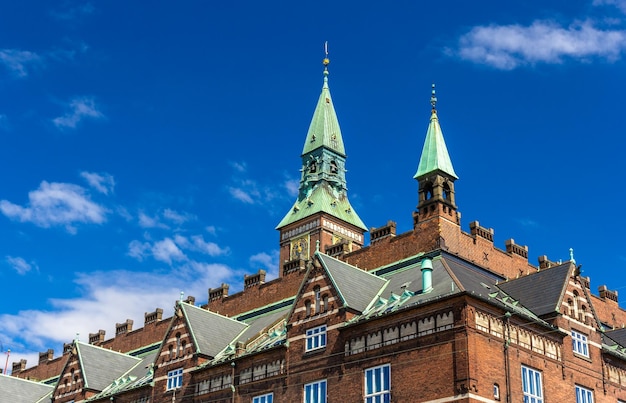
[572,330,589,357]
[253,392,273,403]
[575,385,594,403]
[305,325,327,352]
[364,364,391,403]
[304,379,326,403]
[521,365,543,403]
[167,368,183,390]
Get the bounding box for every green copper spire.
[277,47,366,231]
[414,84,458,180]
[301,47,346,157]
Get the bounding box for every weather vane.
[431,83,437,112]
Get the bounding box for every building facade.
[7,57,626,403]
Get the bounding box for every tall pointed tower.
[413,84,460,229]
[276,47,367,274]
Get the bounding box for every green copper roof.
[276,183,367,231]
[414,108,458,180]
[302,70,346,156]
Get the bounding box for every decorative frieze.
[281,219,321,241]
[323,218,363,242]
[345,310,454,356]
[474,310,560,360]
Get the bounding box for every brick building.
[6,57,626,403]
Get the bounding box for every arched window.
[442,182,451,200]
[423,182,434,200]
[323,294,329,313]
[176,333,182,358]
[305,300,312,317]
[168,345,174,360]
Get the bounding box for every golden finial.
[323,41,330,68]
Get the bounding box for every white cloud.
[0,261,238,368]
[229,161,247,173]
[151,238,187,264]
[455,20,626,69]
[138,211,169,229]
[52,97,104,129]
[174,234,229,256]
[250,251,279,280]
[80,171,115,195]
[163,208,195,225]
[285,178,299,197]
[6,256,36,275]
[229,187,255,204]
[0,181,108,233]
[0,49,42,77]
[594,0,626,13]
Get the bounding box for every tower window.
[330,160,338,174]
[443,182,451,200]
[424,182,434,200]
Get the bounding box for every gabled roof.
[76,341,142,391]
[302,70,345,157]
[0,374,53,403]
[498,262,573,317]
[86,352,157,401]
[414,107,458,180]
[276,183,367,231]
[180,302,249,358]
[317,252,388,313]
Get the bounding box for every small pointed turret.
[414,84,460,227]
[277,45,366,272]
[414,84,458,180]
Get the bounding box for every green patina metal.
[277,61,366,231]
[301,70,345,156]
[414,85,458,180]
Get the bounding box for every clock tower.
[276,48,367,276]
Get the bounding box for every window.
[304,379,326,403]
[314,286,321,313]
[572,330,589,357]
[167,368,183,390]
[575,385,593,403]
[364,364,390,403]
[493,383,500,400]
[306,325,327,351]
[521,365,543,403]
[253,393,273,403]
[176,333,182,358]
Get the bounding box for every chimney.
[115,319,134,335]
[421,258,433,293]
[38,349,54,363]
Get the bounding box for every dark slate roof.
[604,328,626,347]
[236,303,290,344]
[497,262,572,317]
[317,252,388,312]
[77,342,142,391]
[181,302,249,357]
[354,252,551,329]
[86,352,157,401]
[0,374,53,403]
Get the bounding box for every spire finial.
[569,248,576,264]
[322,41,330,85]
[180,291,184,302]
[430,83,437,112]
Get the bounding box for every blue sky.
[2,0,626,372]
